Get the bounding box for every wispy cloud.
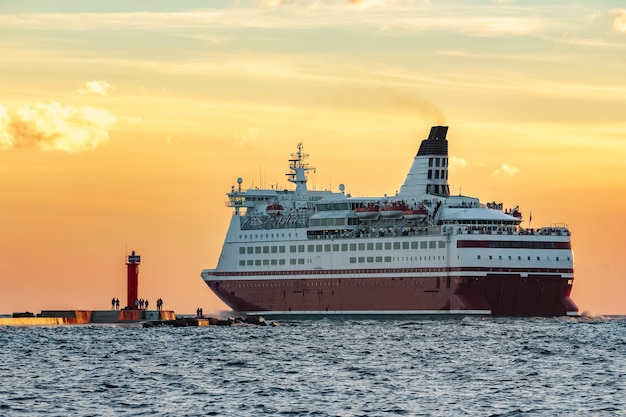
[0,5,563,36]
[612,9,626,34]
[77,81,114,96]
[493,163,520,176]
[236,127,261,147]
[448,156,467,173]
[0,102,117,152]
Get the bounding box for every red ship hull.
[205,270,577,318]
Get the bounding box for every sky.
[1,0,625,316]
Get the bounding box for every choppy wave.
[0,317,624,416]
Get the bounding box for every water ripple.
[0,317,625,416]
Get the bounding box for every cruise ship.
[201,126,578,318]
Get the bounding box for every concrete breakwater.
[0,309,176,326]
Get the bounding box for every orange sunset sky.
[1,1,625,316]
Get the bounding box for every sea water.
[0,316,624,416]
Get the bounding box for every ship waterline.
[201,126,578,317]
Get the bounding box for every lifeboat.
[379,202,408,219]
[403,206,428,221]
[355,204,380,220]
[266,203,284,216]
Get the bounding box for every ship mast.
[286,142,314,197]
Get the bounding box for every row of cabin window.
[238,240,446,255]
[230,278,450,288]
[426,184,450,195]
[427,169,448,180]
[309,218,361,227]
[428,157,448,167]
[349,256,443,264]
[477,255,571,261]
[238,255,446,267]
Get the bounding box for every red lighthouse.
[126,251,141,309]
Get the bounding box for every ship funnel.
[398,126,450,198]
[428,126,448,141]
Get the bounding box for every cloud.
[348,0,393,8]
[257,0,395,8]
[236,127,261,147]
[611,9,626,34]
[448,156,466,173]
[257,0,288,6]
[77,81,115,96]
[493,163,520,176]
[0,101,117,152]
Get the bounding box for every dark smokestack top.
[417,126,448,156]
